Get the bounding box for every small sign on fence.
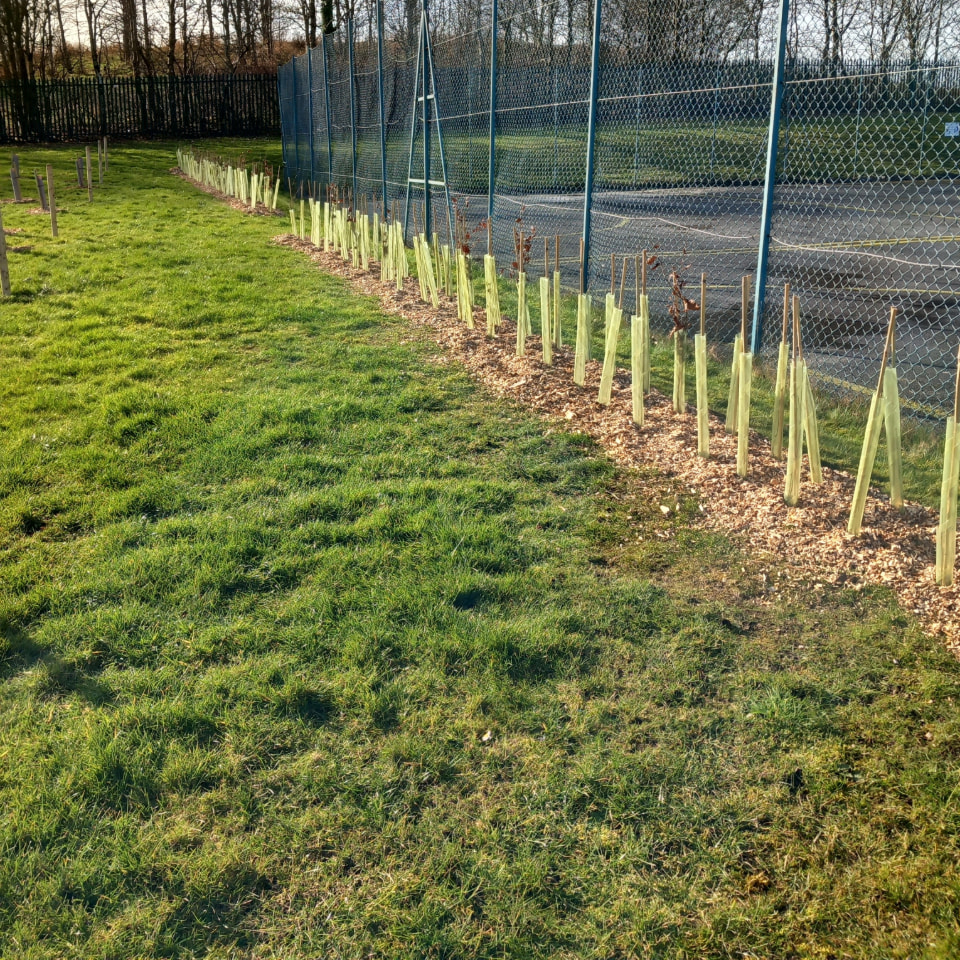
[946,122,960,138]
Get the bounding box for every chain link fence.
[278,0,960,418]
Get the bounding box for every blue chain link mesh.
[278,0,960,417]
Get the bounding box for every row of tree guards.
[176,149,960,589]
[0,139,109,298]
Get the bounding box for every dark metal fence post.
[422,0,432,238]
[348,19,359,203]
[581,0,603,290]
[376,0,388,208]
[321,36,333,187]
[750,0,790,353]
[290,55,299,192]
[307,48,316,189]
[487,0,498,239]
[422,2,455,246]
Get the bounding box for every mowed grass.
[1,141,960,960]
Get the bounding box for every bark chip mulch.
[272,232,960,656]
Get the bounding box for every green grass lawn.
[2,141,960,959]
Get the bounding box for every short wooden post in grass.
[34,171,48,212]
[574,238,590,386]
[726,276,749,433]
[936,342,960,586]
[102,137,108,171]
[695,273,709,457]
[76,158,84,188]
[0,207,11,296]
[771,283,791,459]
[848,307,897,535]
[10,155,21,202]
[46,165,57,238]
[85,147,93,202]
[289,208,297,236]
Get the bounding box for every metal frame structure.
[581,0,603,291]
[403,0,455,245]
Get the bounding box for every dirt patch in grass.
[273,233,960,658]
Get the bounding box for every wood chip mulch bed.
[267,232,959,656]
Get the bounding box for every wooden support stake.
[641,250,647,297]
[0,208,10,296]
[619,256,628,311]
[634,255,640,317]
[47,165,57,238]
[883,306,904,507]
[10,159,21,202]
[699,273,706,337]
[34,171,48,212]
[696,274,709,457]
[579,238,585,295]
[85,147,93,202]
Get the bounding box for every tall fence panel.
[0,75,280,142]
[279,1,960,418]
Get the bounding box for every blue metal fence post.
[306,49,316,190]
[321,35,333,190]
[376,0,388,209]
[348,18,359,204]
[422,3,455,246]
[487,0,497,249]
[581,0,603,292]
[402,19,425,238]
[750,0,791,354]
[290,55,298,193]
[422,1,432,238]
